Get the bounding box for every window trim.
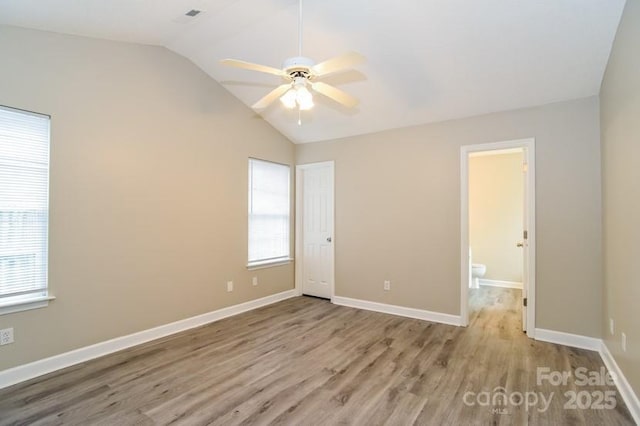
[0,295,56,316]
[246,257,293,270]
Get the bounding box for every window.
[248,158,291,267]
[0,106,50,313]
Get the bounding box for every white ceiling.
[0,0,626,143]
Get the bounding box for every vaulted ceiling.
[0,0,626,143]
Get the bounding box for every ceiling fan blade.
[221,59,286,77]
[252,84,292,109]
[311,52,365,77]
[311,81,359,108]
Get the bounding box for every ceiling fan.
[221,0,364,113]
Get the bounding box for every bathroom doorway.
[460,138,536,338]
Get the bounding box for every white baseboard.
[0,289,297,390]
[535,328,639,422]
[332,296,461,326]
[600,341,640,424]
[478,279,523,289]
[534,328,602,351]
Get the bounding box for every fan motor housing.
[283,56,316,78]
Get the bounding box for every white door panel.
[298,163,334,299]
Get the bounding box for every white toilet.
[471,263,487,288]
[469,248,487,288]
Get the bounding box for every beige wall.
[296,96,602,337]
[469,152,523,283]
[0,26,295,371]
[600,0,640,398]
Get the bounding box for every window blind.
[0,106,50,306]
[248,159,290,265]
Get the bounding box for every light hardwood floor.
[0,289,634,425]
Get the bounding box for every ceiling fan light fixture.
[280,89,297,109]
[296,86,314,110]
[279,85,314,110]
[298,97,314,111]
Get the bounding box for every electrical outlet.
[252,276,258,287]
[610,318,615,335]
[622,333,627,352]
[0,328,14,345]
[226,281,233,292]
[383,280,391,291]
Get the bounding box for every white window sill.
[247,258,294,271]
[0,295,56,316]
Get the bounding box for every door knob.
[326,237,332,243]
[516,242,524,247]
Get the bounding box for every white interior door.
[521,152,529,332]
[298,162,334,299]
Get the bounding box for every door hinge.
[523,230,528,240]
[523,297,528,307]
[522,163,528,173]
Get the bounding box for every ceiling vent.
[173,9,205,24]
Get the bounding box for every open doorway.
[460,139,536,338]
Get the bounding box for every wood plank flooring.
[0,288,634,425]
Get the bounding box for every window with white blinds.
[0,106,50,309]
[248,159,290,266]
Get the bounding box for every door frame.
[295,161,335,301]
[460,138,536,338]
